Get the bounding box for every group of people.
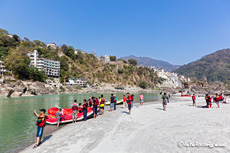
[192,93,225,108]
[33,93,145,148]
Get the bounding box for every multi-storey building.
[28,50,60,77]
[66,78,87,87]
[0,60,8,75]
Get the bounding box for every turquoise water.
[0,93,160,153]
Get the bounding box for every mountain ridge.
[120,55,180,72]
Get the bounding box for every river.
[0,92,160,153]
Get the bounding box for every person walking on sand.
[123,95,127,108]
[161,93,168,111]
[72,99,79,123]
[33,109,47,148]
[192,94,196,106]
[100,95,106,115]
[127,93,132,115]
[140,93,144,105]
[83,99,88,121]
[110,94,115,112]
[131,94,134,108]
[214,93,220,108]
[114,95,117,110]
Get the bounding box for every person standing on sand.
[205,94,212,108]
[167,93,170,103]
[161,93,168,111]
[83,99,88,121]
[110,94,115,112]
[88,98,92,108]
[192,94,196,106]
[114,95,117,110]
[72,100,79,123]
[214,93,220,108]
[100,95,105,115]
[131,94,134,108]
[123,95,127,108]
[33,109,47,148]
[140,93,144,105]
[92,97,99,119]
[55,109,62,129]
[127,93,132,115]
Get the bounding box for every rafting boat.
[105,99,123,105]
[181,95,191,97]
[46,107,94,125]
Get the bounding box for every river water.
[0,92,160,153]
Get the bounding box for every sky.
[0,0,230,65]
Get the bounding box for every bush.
[139,81,148,89]
[110,56,117,61]
[118,68,124,74]
[128,59,137,66]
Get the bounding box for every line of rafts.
[46,99,123,125]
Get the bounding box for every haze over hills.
[120,55,180,72]
[174,49,230,83]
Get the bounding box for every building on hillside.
[28,50,60,77]
[66,78,88,87]
[74,50,78,54]
[104,55,110,63]
[0,61,8,75]
[47,43,58,50]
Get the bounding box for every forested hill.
[0,28,163,88]
[174,49,230,83]
[120,55,180,72]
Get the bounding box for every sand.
[21,96,230,153]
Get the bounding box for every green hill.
[174,49,230,83]
[0,28,162,88]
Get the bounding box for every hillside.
[0,28,163,89]
[174,49,230,83]
[120,55,180,72]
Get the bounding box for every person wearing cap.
[33,109,47,148]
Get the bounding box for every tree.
[110,56,116,61]
[128,59,137,66]
[4,48,30,76]
[139,81,148,89]
[0,28,9,35]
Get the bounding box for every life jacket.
[131,96,134,101]
[36,114,47,127]
[72,103,78,111]
[88,100,92,105]
[78,106,83,112]
[95,99,99,105]
[100,98,105,104]
[127,96,132,104]
[207,96,212,102]
[83,103,88,110]
[219,95,223,101]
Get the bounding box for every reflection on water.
[0,92,160,153]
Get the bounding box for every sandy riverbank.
[21,96,230,153]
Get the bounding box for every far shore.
[21,96,230,153]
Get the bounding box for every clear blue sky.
[1,0,230,65]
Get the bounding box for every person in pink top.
[140,93,144,105]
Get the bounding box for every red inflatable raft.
[181,94,191,97]
[46,107,94,125]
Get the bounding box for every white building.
[0,61,8,75]
[66,78,87,87]
[28,50,60,77]
[47,43,58,50]
[104,55,110,63]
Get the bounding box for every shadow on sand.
[121,111,129,114]
[155,108,163,110]
[41,135,53,144]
